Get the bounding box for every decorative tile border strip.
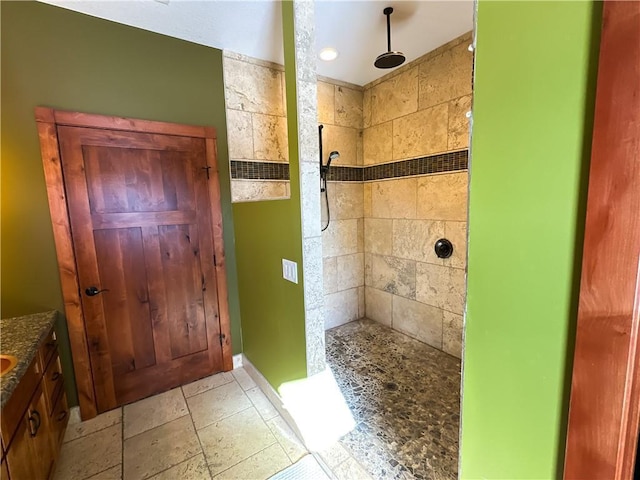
[363,149,468,181]
[231,150,468,182]
[230,160,289,180]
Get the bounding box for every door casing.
[35,107,233,420]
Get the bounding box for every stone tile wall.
[223,51,290,202]
[318,77,365,329]
[362,32,473,359]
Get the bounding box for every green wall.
[232,1,307,389]
[1,1,243,407]
[461,1,601,478]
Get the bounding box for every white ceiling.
[40,0,473,86]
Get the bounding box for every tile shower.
[223,30,472,479]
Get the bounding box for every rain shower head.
[374,7,406,69]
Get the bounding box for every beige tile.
[333,457,374,480]
[416,172,468,221]
[124,416,201,480]
[448,95,472,150]
[321,124,358,166]
[362,122,392,165]
[317,441,351,469]
[322,219,359,258]
[86,465,122,480]
[392,295,444,349]
[371,178,417,219]
[416,263,466,314]
[198,408,276,475]
[224,57,285,116]
[252,114,288,162]
[444,221,467,269]
[64,407,122,443]
[364,218,392,255]
[392,104,448,160]
[55,424,122,480]
[232,367,257,391]
[226,110,253,160]
[335,86,363,129]
[324,288,360,329]
[364,253,372,286]
[323,256,338,295]
[246,387,279,421]
[329,182,364,220]
[357,218,364,253]
[187,381,251,430]
[363,183,372,217]
[356,129,364,165]
[370,67,419,125]
[266,416,308,463]
[443,311,463,359]
[231,180,289,202]
[317,81,335,124]
[418,42,473,110]
[213,443,290,480]
[182,371,235,398]
[369,254,416,299]
[124,387,188,439]
[358,286,365,319]
[148,454,210,480]
[363,88,372,129]
[392,219,445,265]
[336,253,364,290]
[364,287,392,327]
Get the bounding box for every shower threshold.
[325,319,461,480]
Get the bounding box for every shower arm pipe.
[386,11,391,52]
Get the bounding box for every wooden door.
[564,1,640,478]
[36,109,232,417]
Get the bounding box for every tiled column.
[291,0,325,376]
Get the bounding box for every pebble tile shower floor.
[326,319,461,480]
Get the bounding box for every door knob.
[85,286,109,297]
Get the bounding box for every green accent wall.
[461,1,601,478]
[1,1,242,407]
[232,1,308,389]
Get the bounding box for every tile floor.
[53,368,327,480]
[326,319,461,480]
[54,319,460,480]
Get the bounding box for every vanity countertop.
[0,310,58,409]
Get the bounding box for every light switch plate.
[282,259,298,284]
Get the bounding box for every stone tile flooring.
[53,368,319,480]
[326,319,461,480]
[54,318,460,480]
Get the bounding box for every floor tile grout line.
[193,403,254,433]
[122,409,191,442]
[181,385,211,480]
[182,374,235,399]
[210,438,281,478]
[63,411,123,445]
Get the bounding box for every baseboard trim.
[240,354,306,443]
[232,353,243,369]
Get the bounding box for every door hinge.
[202,165,211,180]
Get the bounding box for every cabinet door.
[7,385,54,480]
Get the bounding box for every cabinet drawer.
[42,353,63,415]
[38,330,57,372]
[0,357,39,448]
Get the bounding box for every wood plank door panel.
[57,125,223,411]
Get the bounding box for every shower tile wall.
[363,32,473,359]
[223,51,289,202]
[318,77,365,329]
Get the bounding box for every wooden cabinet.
[1,328,69,479]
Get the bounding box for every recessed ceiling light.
[319,47,338,61]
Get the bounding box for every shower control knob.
[434,239,453,259]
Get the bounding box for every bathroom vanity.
[0,311,69,479]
